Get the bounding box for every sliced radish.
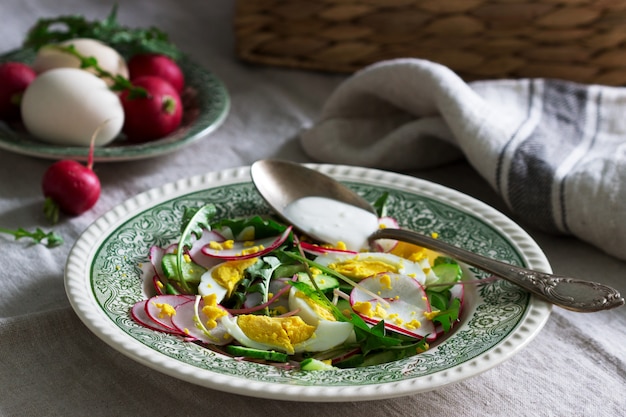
[350,273,435,340]
[188,229,227,269]
[201,226,292,260]
[170,297,233,345]
[131,300,177,333]
[371,217,399,252]
[152,274,165,295]
[300,241,358,256]
[144,294,194,334]
[149,245,167,280]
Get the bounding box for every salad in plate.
[131,196,467,371]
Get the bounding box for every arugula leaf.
[176,204,217,293]
[246,256,282,313]
[23,5,182,59]
[431,297,461,333]
[372,191,390,218]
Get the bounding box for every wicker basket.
[234,0,626,85]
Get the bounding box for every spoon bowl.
[251,159,624,312]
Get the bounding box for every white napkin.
[300,58,626,261]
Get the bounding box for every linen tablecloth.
[0,1,624,416]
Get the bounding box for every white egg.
[21,68,124,146]
[33,38,129,80]
[314,252,427,284]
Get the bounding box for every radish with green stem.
[41,127,102,223]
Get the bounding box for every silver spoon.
[251,159,624,313]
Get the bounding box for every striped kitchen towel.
[300,58,626,261]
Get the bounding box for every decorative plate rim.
[0,48,230,162]
[64,164,552,402]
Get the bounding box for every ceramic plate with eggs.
[0,47,229,162]
[64,164,552,402]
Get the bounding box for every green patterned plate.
[65,164,552,401]
[0,49,229,162]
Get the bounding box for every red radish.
[131,300,177,333]
[0,62,37,120]
[41,133,100,223]
[201,226,293,260]
[300,241,358,256]
[128,53,185,93]
[120,75,183,142]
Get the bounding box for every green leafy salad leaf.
[175,204,217,293]
[210,215,287,240]
[372,191,390,218]
[242,256,282,313]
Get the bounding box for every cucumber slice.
[225,345,289,362]
[297,272,340,291]
[429,262,462,292]
[161,253,205,284]
[300,358,336,371]
[273,264,306,279]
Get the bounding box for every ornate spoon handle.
[370,228,624,312]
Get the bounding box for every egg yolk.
[352,301,388,319]
[294,291,336,321]
[328,258,399,280]
[208,240,234,251]
[237,315,315,354]
[202,293,227,329]
[153,302,176,318]
[390,241,441,265]
[211,258,259,296]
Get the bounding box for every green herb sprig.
[0,226,63,248]
[54,44,147,98]
[23,4,182,60]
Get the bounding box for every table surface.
[1,1,624,416]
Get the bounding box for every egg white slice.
[288,286,336,326]
[197,269,229,302]
[293,320,354,353]
[221,316,354,354]
[314,251,427,284]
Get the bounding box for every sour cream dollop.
[283,196,379,251]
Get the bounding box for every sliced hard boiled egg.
[198,257,259,301]
[221,314,315,355]
[221,314,353,355]
[314,252,426,284]
[288,286,336,326]
[293,320,354,353]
